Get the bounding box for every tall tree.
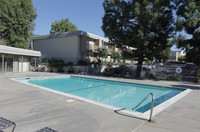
[102,0,174,78]
[175,0,200,82]
[0,0,37,48]
[50,18,78,34]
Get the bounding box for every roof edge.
[31,30,109,42]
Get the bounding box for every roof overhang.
[0,45,41,57]
[30,30,110,43]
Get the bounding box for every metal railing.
[132,92,154,121]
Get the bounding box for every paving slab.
[0,72,145,132]
[136,90,200,132]
[0,72,200,132]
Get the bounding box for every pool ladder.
[132,93,154,121]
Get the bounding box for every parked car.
[104,65,135,77]
[142,65,152,70]
[190,67,197,75]
[153,62,163,67]
[183,63,196,71]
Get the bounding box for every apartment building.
[29,30,119,64]
[169,50,186,62]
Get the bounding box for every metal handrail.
[132,93,154,121]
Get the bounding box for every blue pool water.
[23,76,184,113]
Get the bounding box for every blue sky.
[32,0,179,51]
[32,0,105,37]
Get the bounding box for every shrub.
[166,73,182,81]
[78,60,87,66]
[66,61,73,66]
[149,73,155,79]
[48,58,65,72]
[68,65,74,73]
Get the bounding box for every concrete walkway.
[0,72,200,132]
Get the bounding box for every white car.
[153,62,163,67]
[142,65,152,70]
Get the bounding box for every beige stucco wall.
[33,36,81,64]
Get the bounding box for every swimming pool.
[21,76,185,113]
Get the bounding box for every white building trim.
[30,30,109,43]
[0,45,41,57]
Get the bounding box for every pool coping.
[10,75,192,120]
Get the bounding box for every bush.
[66,61,73,66]
[68,65,74,73]
[166,73,182,81]
[149,73,155,79]
[78,60,87,66]
[48,58,65,72]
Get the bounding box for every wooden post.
[2,54,4,73]
[21,56,23,72]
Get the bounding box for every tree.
[50,18,78,34]
[96,48,108,62]
[154,47,171,62]
[175,0,200,82]
[102,0,174,78]
[111,51,121,63]
[0,0,37,48]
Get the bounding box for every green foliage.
[166,73,182,81]
[155,47,171,62]
[121,50,132,60]
[50,18,78,34]
[48,58,65,72]
[66,61,73,66]
[78,60,87,66]
[178,56,186,62]
[102,0,174,78]
[175,0,200,82]
[68,65,74,73]
[0,0,37,48]
[111,51,121,62]
[96,48,108,60]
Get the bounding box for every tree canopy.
[175,0,200,82]
[154,47,171,62]
[102,0,174,78]
[0,0,37,48]
[175,0,200,65]
[50,18,78,34]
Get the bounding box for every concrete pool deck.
[0,72,200,132]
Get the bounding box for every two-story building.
[29,30,119,64]
[169,50,186,62]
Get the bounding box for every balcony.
[86,43,94,52]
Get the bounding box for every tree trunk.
[136,56,144,79]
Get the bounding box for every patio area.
[0,72,200,132]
